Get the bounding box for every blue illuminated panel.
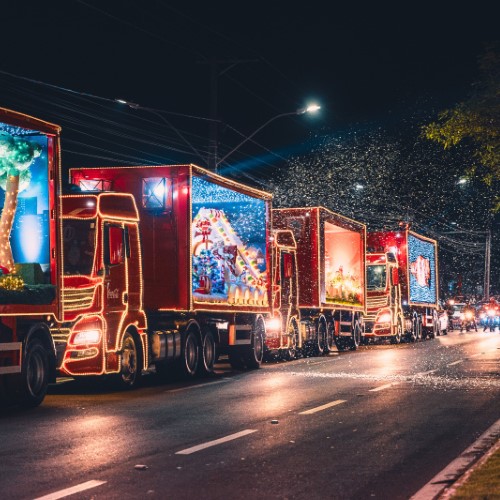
[0,122,49,274]
[408,233,437,304]
[191,176,267,306]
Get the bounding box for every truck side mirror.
[392,267,399,286]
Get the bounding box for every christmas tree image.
[0,133,41,272]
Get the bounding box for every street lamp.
[216,103,321,167]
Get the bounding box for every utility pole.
[198,58,259,172]
[484,228,491,300]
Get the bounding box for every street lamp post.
[216,104,320,169]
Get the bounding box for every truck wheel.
[391,321,402,344]
[283,317,300,360]
[117,331,141,389]
[198,331,216,376]
[349,320,361,351]
[315,319,327,356]
[16,337,50,408]
[178,327,200,378]
[409,317,420,342]
[325,320,336,353]
[244,319,265,369]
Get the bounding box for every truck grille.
[63,287,96,311]
[365,295,388,322]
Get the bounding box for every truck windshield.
[62,219,96,275]
[367,265,386,291]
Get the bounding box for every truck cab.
[265,229,300,359]
[365,252,404,343]
[58,192,147,383]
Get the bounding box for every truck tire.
[244,318,265,369]
[390,321,402,344]
[325,320,336,353]
[178,327,200,378]
[198,330,216,376]
[117,330,142,389]
[315,318,327,356]
[349,320,361,351]
[283,317,300,360]
[409,316,421,342]
[15,337,50,408]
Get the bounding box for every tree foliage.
[422,43,500,210]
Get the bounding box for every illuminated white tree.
[0,134,41,272]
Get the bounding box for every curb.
[439,437,500,499]
[411,419,500,500]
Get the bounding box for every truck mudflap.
[0,342,22,374]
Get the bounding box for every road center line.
[176,429,257,455]
[34,480,107,500]
[299,399,347,415]
[447,360,464,366]
[369,382,400,392]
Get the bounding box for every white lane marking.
[369,382,400,392]
[167,378,231,393]
[299,399,347,415]
[416,369,439,376]
[410,418,500,500]
[34,480,107,500]
[176,429,257,455]
[447,360,464,366]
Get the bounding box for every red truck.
[365,230,440,342]
[267,207,366,357]
[69,164,272,377]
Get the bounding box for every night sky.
[1,1,498,296]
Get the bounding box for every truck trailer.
[365,230,440,342]
[0,108,61,407]
[268,207,366,357]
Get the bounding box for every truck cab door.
[102,223,129,353]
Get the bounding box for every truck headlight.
[266,318,282,332]
[377,312,391,324]
[71,329,101,345]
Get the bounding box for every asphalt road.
[0,329,499,500]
